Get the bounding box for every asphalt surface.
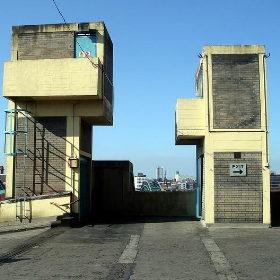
[0,218,280,279]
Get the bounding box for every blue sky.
[0,0,279,178]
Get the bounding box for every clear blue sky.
[0,0,279,178]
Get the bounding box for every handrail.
[50,199,79,208]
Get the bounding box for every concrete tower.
[175,45,270,226]
[2,22,113,222]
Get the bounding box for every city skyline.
[0,1,280,179]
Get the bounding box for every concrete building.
[178,182,191,191]
[134,173,147,191]
[270,172,280,189]
[175,45,270,226]
[175,171,180,182]
[1,22,113,222]
[156,166,164,182]
[0,166,5,201]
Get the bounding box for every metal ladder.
[4,108,30,222]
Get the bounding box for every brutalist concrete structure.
[175,45,270,226]
[2,22,113,222]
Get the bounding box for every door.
[94,167,124,220]
[75,32,97,58]
[196,155,204,219]
[80,156,91,222]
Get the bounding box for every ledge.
[0,191,71,204]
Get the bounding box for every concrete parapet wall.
[125,191,196,217]
[0,195,71,222]
[93,160,196,219]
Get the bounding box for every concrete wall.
[176,99,205,141]
[125,191,196,217]
[0,195,71,222]
[103,26,113,104]
[3,58,102,99]
[93,161,196,220]
[4,22,112,102]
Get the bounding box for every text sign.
[229,163,247,177]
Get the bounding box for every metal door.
[80,156,91,222]
[75,33,97,58]
[196,155,203,219]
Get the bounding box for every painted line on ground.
[200,235,238,280]
[118,234,140,264]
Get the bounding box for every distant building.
[175,171,180,182]
[0,165,6,189]
[0,166,5,201]
[134,173,147,191]
[178,182,191,190]
[271,172,280,189]
[156,167,164,182]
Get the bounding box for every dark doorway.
[94,167,124,220]
[196,155,203,219]
[80,156,91,222]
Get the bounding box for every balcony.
[175,98,205,145]
[3,58,111,102]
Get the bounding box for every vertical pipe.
[4,110,7,154]
[33,120,36,194]
[196,145,201,219]
[41,128,45,195]
[262,54,269,166]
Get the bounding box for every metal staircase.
[4,108,30,222]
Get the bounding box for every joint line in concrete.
[118,234,140,264]
[200,234,238,280]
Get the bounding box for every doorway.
[80,156,91,222]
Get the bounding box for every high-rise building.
[270,172,280,189]
[175,171,180,182]
[156,167,164,182]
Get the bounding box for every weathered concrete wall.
[93,160,196,219]
[103,26,113,104]
[125,191,196,217]
[0,195,71,222]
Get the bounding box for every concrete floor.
[0,220,280,279]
